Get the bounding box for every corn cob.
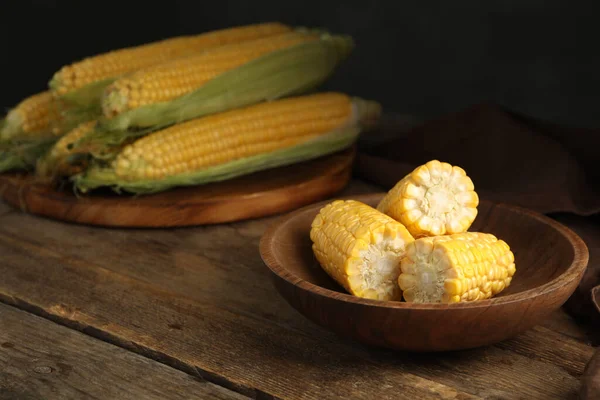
[49,22,291,100]
[1,91,65,141]
[72,32,352,140]
[102,31,320,118]
[376,160,479,238]
[36,120,99,179]
[113,92,355,180]
[310,200,415,301]
[398,232,516,303]
[72,93,379,194]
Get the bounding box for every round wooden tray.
[0,147,355,228]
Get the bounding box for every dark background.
[1,1,599,128]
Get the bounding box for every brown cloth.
[355,103,600,215]
[354,102,600,331]
[581,290,600,399]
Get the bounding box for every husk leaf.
[50,78,115,109]
[0,138,56,173]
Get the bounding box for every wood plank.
[0,181,595,399]
[0,303,246,400]
[540,308,597,345]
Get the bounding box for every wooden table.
[0,180,597,400]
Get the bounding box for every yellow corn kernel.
[101,31,318,117]
[310,200,415,301]
[1,91,66,141]
[50,22,291,96]
[377,160,479,238]
[113,92,365,181]
[398,232,516,303]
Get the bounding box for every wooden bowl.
[259,193,589,352]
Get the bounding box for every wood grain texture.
[0,147,354,228]
[0,303,246,400]
[0,181,596,399]
[260,193,590,352]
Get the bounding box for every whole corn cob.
[72,92,380,194]
[101,31,320,118]
[49,22,291,106]
[310,200,415,301]
[398,232,516,303]
[1,91,65,141]
[376,160,479,238]
[113,92,357,181]
[78,32,353,138]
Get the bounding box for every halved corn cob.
[72,92,380,194]
[310,200,415,301]
[101,31,320,118]
[1,91,65,141]
[376,160,479,238]
[50,22,291,98]
[398,232,516,303]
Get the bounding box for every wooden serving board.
[0,147,354,228]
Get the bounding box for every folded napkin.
[354,103,600,327]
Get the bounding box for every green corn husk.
[0,116,54,173]
[49,78,115,110]
[0,138,57,173]
[72,33,354,152]
[59,103,104,132]
[0,104,100,174]
[72,126,360,195]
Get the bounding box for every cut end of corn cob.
[310,200,415,301]
[50,22,292,98]
[376,160,479,238]
[100,30,321,118]
[1,91,65,141]
[398,232,516,303]
[111,92,360,182]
